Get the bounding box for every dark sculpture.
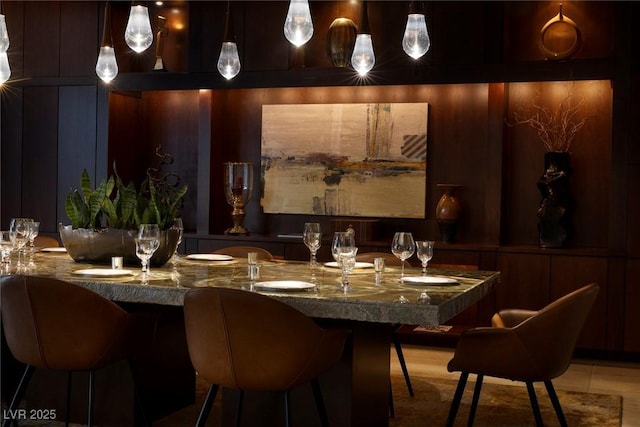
[537,152,571,248]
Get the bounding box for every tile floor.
[391,345,640,427]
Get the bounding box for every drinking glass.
[303,223,322,267]
[332,232,357,289]
[416,240,435,275]
[172,218,184,261]
[28,221,40,250]
[391,232,415,279]
[9,218,33,267]
[136,224,160,274]
[1,231,13,264]
[339,248,358,290]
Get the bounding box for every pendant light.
[351,1,375,76]
[217,1,241,80]
[125,2,153,53]
[402,1,430,59]
[96,1,118,83]
[284,0,313,47]
[0,1,9,84]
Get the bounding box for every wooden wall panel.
[496,252,550,310]
[24,1,60,77]
[57,86,98,232]
[628,165,640,256]
[0,88,23,227]
[21,87,58,231]
[625,259,640,352]
[550,255,608,349]
[60,2,98,77]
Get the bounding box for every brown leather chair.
[445,283,599,427]
[183,287,348,427]
[213,245,274,261]
[33,235,60,248]
[0,275,146,427]
[355,252,402,266]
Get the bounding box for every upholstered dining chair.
[445,283,599,427]
[0,275,147,427]
[213,245,274,261]
[33,235,60,248]
[183,287,349,427]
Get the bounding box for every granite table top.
[10,251,500,326]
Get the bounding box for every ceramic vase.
[435,184,462,243]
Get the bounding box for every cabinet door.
[550,256,608,350]
[625,259,640,353]
[496,253,550,310]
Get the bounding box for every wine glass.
[136,224,160,275]
[1,231,14,264]
[391,232,415,279]
[9,218,33,267]
[416,240,435,275]
[28,221,40,251]
[172,218,184,262]
[303,223,321,267]
[332,232,357,289]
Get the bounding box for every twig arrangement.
[512,89,588,152]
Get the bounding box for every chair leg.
[388,380,395,418]
[87,370,95,427]
[445,372,469,427]
[392,333,414,396]
[65,371,72,427]
[195,384,219,427]
[310,379,330,427]
[467,374,484,427]
[544,380,568,427]
[2,364,35,427]
[284,390,291,427]
[234,390,244,427]
[127,360,151,427]
[526,381,544,427]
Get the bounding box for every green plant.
[65,147,187,230]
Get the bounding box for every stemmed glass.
[332,232,357,289]
[391,232,415,279]
[135,224,160,275]
[1,231,14,265]
[303,223,321,268]
[9,218,33,267]
[28,221,40,251]
[416,240,435,275]
[172,218,184,262]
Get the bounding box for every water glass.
[416,240,435,275]
[1,231,13,264]
[303,223,322,267]
[136,224,160,274]
[9,218,34,267]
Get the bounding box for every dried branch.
[511,88,588,152]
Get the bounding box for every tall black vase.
[537,151,571,248]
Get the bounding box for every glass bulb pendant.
[0,51,10,84]
[125,5,153,53]
[217,41,241,80]
[96,46,118,83]
[402,13,430,59]
[284,0,313,47]
[0,14,9,53]
[351,34,375,76]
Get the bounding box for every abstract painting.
[261,103,428,218]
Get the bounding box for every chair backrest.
[355,252,402,266]
[34,235,60,248]
[213,246,274,261]
[514,283,599,379]
[183,288,346,391]
[0,275,129,371]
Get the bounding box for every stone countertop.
[15,252,500,326]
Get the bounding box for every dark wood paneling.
[57,86,98,232]
[496,252,550,310]
[550,255,608,349]
[606,257,626,352]
[0,88,24,226]
[625,258,640,352]
[60,2,98,77]
[24,1,60,77]
[627,165,640,256]
[22,87,58,229]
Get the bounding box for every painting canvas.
[261,103,428,218]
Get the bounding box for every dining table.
[7,249,500,427]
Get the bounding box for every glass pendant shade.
[125,5,153,53]
[402,13,430,59]
[0,51,10,84]
[351,34,375,75]
[0,14,9,52]
[284,0,313,47]
[217,42,241,80]
[96,46,118,83]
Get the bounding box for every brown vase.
[435,184,462,243]
[326,18,357,67]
